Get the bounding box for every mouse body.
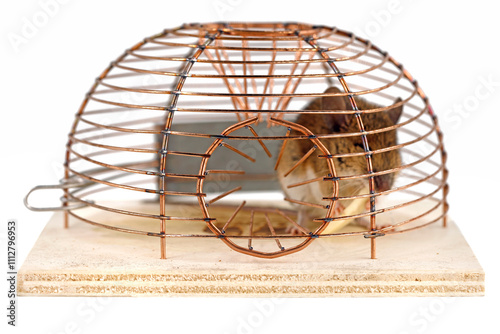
[277,87,403,234]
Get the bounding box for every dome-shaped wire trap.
[25,22,449,259]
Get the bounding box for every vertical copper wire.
[221,53,244,94]
[274,43,303,111]
[304,35,378,259]
[247,126,272,157]
[205,47,245,112]
[264,213,284,250]
[276,50,316,111]
[222,200,246,233]
[259,40,277,123]
[158,29,222,259]
[248,210,254,250]
[242,39,250,113]
[246,52,261,121]
[274,127,291,170]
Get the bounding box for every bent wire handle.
[24,180,92,212]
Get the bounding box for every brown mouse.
[277,86,403,234]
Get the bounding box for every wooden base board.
[18,202,484,297]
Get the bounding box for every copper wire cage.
[25,22,449,260]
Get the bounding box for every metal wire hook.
[24,179,92,212]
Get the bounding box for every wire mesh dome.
[26,22,449,259]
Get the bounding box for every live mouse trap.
[19,22,484,297]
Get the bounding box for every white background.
[1,0,499,333]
